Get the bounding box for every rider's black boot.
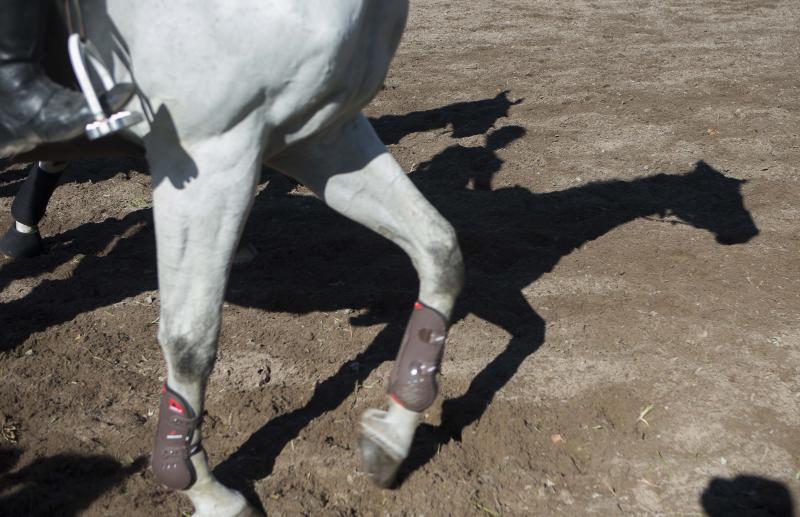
[0,0,132,157]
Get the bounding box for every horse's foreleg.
[271,114,464,487]
[148,126,262,517]
[0,160,66,258]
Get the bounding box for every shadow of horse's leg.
[270,114,464,487]
[214,318,406,492]
[399,290,545,479]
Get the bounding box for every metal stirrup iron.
[67,33,143,140]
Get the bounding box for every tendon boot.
[0,0,133,156]
[11,161,62,227]
[0,161,63,259]
[152,384,203,490]
[387,301,448,412]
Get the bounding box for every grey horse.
[11,1,463,516]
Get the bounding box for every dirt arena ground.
[2,1,799,515]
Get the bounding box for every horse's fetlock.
[152,384,203,490]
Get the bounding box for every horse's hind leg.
[147,125,263,517]
[270,114,464,487]
[0,160,66,259]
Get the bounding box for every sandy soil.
[1,1,799,515]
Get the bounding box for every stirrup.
[67,34,143,140]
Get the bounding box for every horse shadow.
[0,95,759,505]
[214,119,758,494]
[0,446,146,517]
[390,134,758,481]
[702,475,795,517]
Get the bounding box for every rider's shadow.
[370,90,522,145]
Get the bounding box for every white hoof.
[188,480,262,517]
[359,403,418,488]
[232,503,265,517]
[192,499,262,517]
[360,409,404,488]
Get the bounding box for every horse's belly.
[265,1,409,152]
[117,1,407,149]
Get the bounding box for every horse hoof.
[0,224,43,259]
[359,433,402,488]
[232,504,265,517]
[359,409,404,488]
[192,501,264,517]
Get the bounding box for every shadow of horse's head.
[647,161,758,245]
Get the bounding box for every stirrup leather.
[67,34,143,140]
